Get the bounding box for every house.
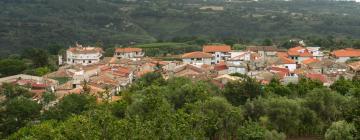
[301,58,320,65]
[114,48,144,61]
[171,64,209,79]
[0,74,59,100]
[268,56,297,72]
[305,73,330,86]
[287,46,313,63]
[203,45,231,64]
[246,46,278,59]
[226,51,260,74]
[268,67,299,84]
[214,74,241,85]
[214,62,229,75]
[331,48,360,62]
[65,43,104,65]
[182,51,213,66]
[307,59,347,75]
[348,61,360,74]
[306,47,324,60]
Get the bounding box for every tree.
[264,130,286,140]
[262,39,273,46]
[0,59,27,77]
[41,92,56,105]
[1,83,33,99]
[21,48,50,67]
[325,121,356,140]
[330,76,354,95]
[42,94,96,120]
[0,97,41,137]
[237,121,267,140]
[7,121,63,140]
[265,78,292,96]
[185,97,243,139]
[223,77,262,106]
[34,67,51,76]
[304,88,348,126]
[166,81,212,109]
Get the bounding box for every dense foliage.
[0,72,359,139]
[2,0,360,56]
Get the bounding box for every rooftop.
[68,43,103,54]
[203,45,231,53]
[331,48,360,57]
[182,51,213,58]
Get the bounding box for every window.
[83,60,85,63]
[285,66,288,68]
[89,60,92,63]
[196,58,202,61]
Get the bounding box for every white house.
[182,51,213,66]
[226,51,260,74]
[114,47,144,61]
[65,43,103,65]
[306,47,324,60]
[331,48,360,63]
[288,46,313,63]
[270,56,297,72]
[203,45,231,64]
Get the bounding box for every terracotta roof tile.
[279,56,296,64]
[302,58,320,65]
[331,48,360,57]
[182,51,213,58]
[277,52,289,58]
[287,46,312,57]
[305,73,327,83]
[214,63,228,71]
[203,45,231,53]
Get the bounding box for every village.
[1,41,360,103]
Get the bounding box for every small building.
[306,47,324,60]
[65,43,103,65]
[171,64,209,79]
[246,46,278,58]
[331,48,360,62]
[287,46,313,63]
[269,56,297,72]
[114,48,144,61]
[182,51,213,66]
[203,45,231,64]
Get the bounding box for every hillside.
[1,0,360,55]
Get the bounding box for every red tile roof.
[182,51,213,58]
[269,67,290,73]
[331,48,360,57]
[277,52,289,58]
[305,73,327,83]
[279,56,296,64]
[287,46,312,57]
[115,48,142,53]
[302,58,320,65]
[299,50,313,57]
[203,45,231,53]
[214,63,228,71]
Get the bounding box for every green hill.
[1,0,360,55]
